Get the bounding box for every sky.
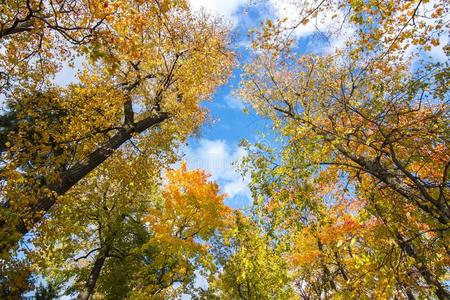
[184,0,358,210]
[181,0,340,210]
[182,0,268,210]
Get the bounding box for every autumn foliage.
[0,0,449,299]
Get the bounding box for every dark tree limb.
[1,112,169,253]
[78,244,111,300]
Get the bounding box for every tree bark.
[78,244,111,300]
[396,233,450,300]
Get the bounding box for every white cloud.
[181,139,250,204]
[189,0,248,24]
[404,0,449,63]
[268,0,355,53]
[426,33,448,62]
[224,93,245,110]
[269,0,329,38]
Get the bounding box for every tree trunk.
[403,285,416,300]
[396,233,450,300]
[78,245,111,300]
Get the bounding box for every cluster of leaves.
[207,212,295,300]
[28,158,231,299]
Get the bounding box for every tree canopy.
[0,0,448,299]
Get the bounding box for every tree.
[208,211,295,300]
[31,159,230,299]
[30,151,159,299]
[0,0,108,96]
[0,258,33,299]
[131,162,231,298]
[0,0,234,254]
[239,0,449,298]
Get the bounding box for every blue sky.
[183,0,357,210]
[182,1,270,210]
